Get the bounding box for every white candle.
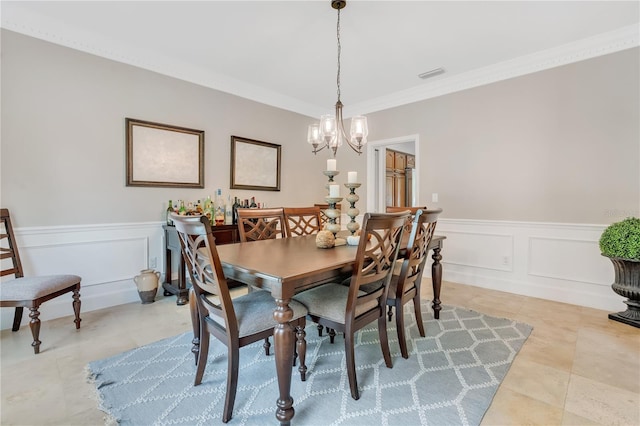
[329,184,340,198]
[348,171,358,183]
[327,158,337,171]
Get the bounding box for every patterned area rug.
[87,304,532,425]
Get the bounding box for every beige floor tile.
[572,328,640,394]
[501,357,570,408]
[481,386,564,425]
[564,374,640,425]
[516,333,576,372]
[561,410,602,425]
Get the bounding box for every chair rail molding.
[1,217,621,329]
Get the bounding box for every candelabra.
[324,196,343,237]
[344,183,361,235]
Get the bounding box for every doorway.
[366,134,419,212]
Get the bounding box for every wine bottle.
[249,197,257,208]
[166,199,174,226]
[225,195,233,225]
[214,189,225,226]
[178,200,187,216]
[232,197,240,225]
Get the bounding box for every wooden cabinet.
[163,223,240,305]
[386,149,415,207]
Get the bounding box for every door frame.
[366,134,420,212]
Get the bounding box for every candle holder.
[322,170,340,193]
[324,196,343,237]
[344,183,361,235]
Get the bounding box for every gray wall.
[369,48,640,224]
[1,30,335,227]
[2,30,638,227]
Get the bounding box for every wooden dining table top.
[215,234,358,298]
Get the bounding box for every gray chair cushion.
[205,290,308,337]
[1,275,81,301]
[294,283,378,324]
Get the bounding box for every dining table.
[215,232,445,425]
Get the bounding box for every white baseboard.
[1,218,623,330]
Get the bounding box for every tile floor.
[1,281,639,425]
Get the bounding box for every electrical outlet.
[502,256,510,266]
[149,257,157,268]
[431,193,439,203]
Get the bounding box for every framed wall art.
[126,118,205,188]
[230,136,281,191]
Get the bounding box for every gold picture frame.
[126,118,204,188]
[230,136,281,191]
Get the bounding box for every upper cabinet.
[385,149,415,207]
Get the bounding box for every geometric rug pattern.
[87,304,532,425]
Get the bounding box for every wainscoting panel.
[528,236,612,286]
[1,218,625,330]
[1,222,165,330]
[429,219,621,313]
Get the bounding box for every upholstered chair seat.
[1,275,81,301]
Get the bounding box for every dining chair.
[294,211,409,400]
[386,208,442,359]
[172,214,308,423]
[237,207,287,241]
[0,208,81,354]
[236,207,288,354]
[284,206,323,236]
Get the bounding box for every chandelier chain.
[336,7,341,102]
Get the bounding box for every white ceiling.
[2,1,639,118]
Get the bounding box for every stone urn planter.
[134,269,160,304]
[600,217,640,328]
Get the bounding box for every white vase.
[134,269,159,304]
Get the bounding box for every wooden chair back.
[386,206,428,215]
[1,208,24,279]
[346,212,409,324]
[395,208,442,298]
[237,208,287,242]
[284,206,323,236]
[172,214,238,340]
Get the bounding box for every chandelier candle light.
[308,0,369,157]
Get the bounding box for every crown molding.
[344,24,640,117]
[2,3,637,119]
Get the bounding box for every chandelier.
[307,0,368,156]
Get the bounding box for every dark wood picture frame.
[230,136,281,191]
[126,118,205,188]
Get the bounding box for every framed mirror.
[230,136,281,191]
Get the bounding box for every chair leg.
[317,323,323,337]
[72,286,81,329]
[344,330,359,400]
[223,345,240,423]
[329,328,336,344]
[395,302,409,359]
[28,307,42,354]
[296,324,307,381]
[194,319,209,386]
[263,337,271,356]
[189,288,200,365]
[387,305,393,322]
[12,307,23,331]
[377,315,393,368]
[413,294,426,337]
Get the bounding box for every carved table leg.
[431,246,443,320]
[273,298,295,425]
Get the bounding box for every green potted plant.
[599,217,640,327]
